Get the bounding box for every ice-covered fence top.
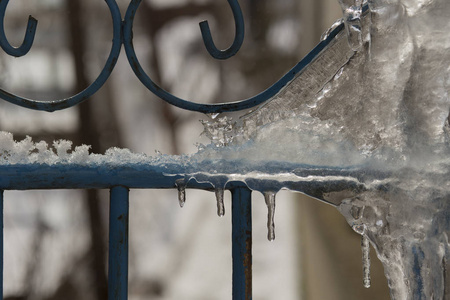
[0,0,361,112]
[0,132,379,205]
[0,0,377,204]
[2,131,448,209]
[2,0,449,205]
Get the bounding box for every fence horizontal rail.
[0,160,381,206]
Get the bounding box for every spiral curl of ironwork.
[0,0,346,113]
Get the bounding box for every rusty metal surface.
[0,161,375,206]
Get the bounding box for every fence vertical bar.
[0,190,3,300]
[231,187,252,300]
[108,186,129,300]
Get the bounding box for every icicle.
[351,222,371,288]
[361,234,371,288]
[175,179,186,208]
[207,112,220,120]
[264,191,277,241]
[215,188,225,217]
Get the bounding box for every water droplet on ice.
[215,188,225,217]
[264,191,277,241]
[320,18,344,41]
[361,234,371,288]
[207,113,220,120]
[320,30,330,42]
[334,67,344,80]
[175,179,186,208]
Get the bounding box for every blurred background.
[0,0,390,299]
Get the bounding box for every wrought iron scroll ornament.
[198,0,244,60]
[0,0,345,113]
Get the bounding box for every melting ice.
[197,0,450,298]
[1,0,449,298]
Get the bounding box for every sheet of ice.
[196,0,450,298]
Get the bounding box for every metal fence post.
[1,190,3,300]
[108,186,129,300]
[231,187,252,300]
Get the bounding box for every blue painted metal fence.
[0,1,360,299]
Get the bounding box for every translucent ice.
[215,188,225,217]
[175,179,186,208]
[320,19,344,42]
[200,116,234,147]
[198,0,450,298]
[361,234,371,288]
[264,191,276,241]
[202,1,449,170]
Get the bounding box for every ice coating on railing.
[338,0,366,51]
[198,0,450,298]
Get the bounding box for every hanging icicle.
[361,234,371,288]
[264,191,277,241]
[215,188,225,217]
[175,179,186,208]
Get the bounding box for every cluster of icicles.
[175,177,277,241]
[0,131,281,242]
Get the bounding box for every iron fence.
[0,1,364,299]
